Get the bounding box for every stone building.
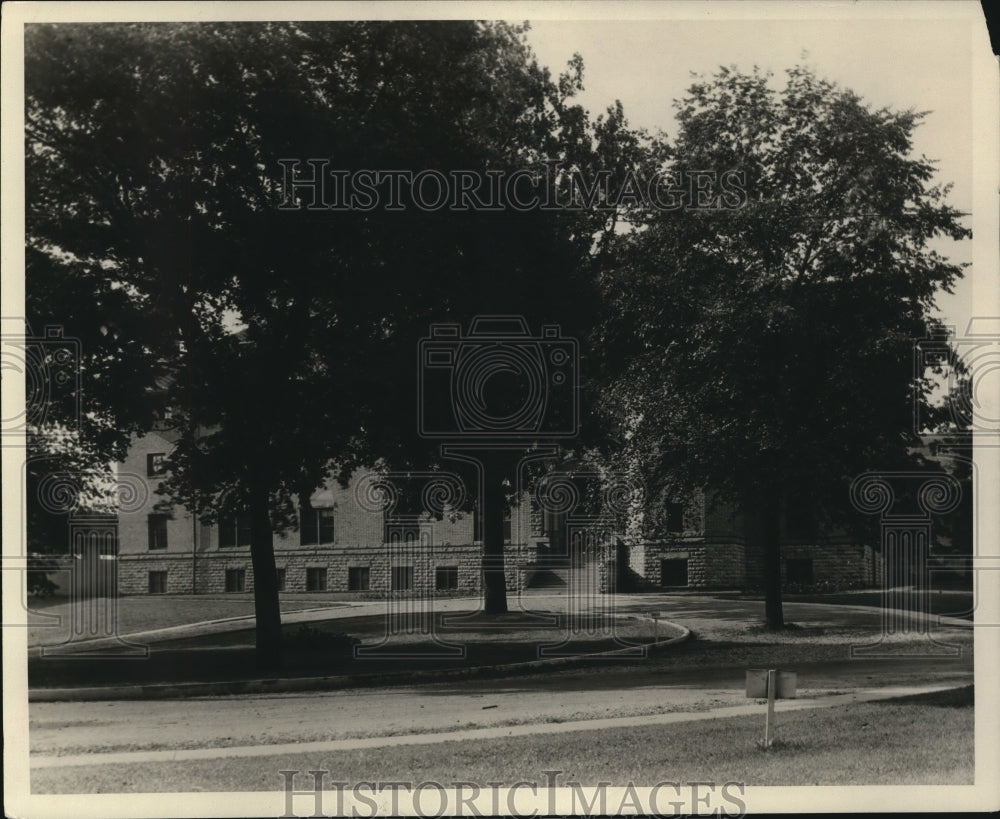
[114,430,883,596]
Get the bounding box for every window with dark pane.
[146,453,167,476]
[225,568,246,592]
[666,503,685,534]
[348,566,370,591]
[148,570,167,594]
[306,567,327,592]
[147,514,168,550]
[435,566,458,591]
[391,565,413,591]
[786,558,814,585]
[660,558,688,587]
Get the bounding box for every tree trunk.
[748,488,784,630]
[481,452,509,615]
[249,480,283,670]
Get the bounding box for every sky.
[522,14,978,332]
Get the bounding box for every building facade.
[114,431,883,596]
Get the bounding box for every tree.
[25,22,635,663]
[596,65,970,628]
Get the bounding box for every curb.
[29,618,691,703]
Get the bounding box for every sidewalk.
[30,682,968,769]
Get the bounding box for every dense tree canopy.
[25,21,647,664]
[595,65,970,627]
[25,24,971,649]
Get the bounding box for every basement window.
[306,567,327,592]
[786,558,814,585]
[391,565,413,591]
[660,558,688,587]
[348,566,370,591]
[225,568,246,593]
[148,570,167,594]
[435,566,459,591]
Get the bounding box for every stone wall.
[118,541,542,596]
[781,542,883,587]
[635,540,745,589]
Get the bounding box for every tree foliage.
[24,21,642,663]
[596,66,970,626]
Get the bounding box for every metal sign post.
[764,669,776,748]
[746,668,797,748]
[650,611,660,642]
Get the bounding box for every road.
[28,592,974,760]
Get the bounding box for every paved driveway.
[27,592,973,759]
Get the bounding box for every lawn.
[727,589,976,621]
[24,594,341,648]
[28,611,678,689]
[29,686,974,792]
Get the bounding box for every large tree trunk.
[747,488,784,630]
[249,480,283,670]
[481,452,509,615]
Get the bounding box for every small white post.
[764,668,777,748]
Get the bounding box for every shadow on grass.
[743,622,811,635]
[28,611,663,689]
[871,684,973,708]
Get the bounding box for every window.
[219,512,252,548]
[391,565,413,591]
[786,558,814,585]
[306,567,327,592]
[384,491,424,543]
[148,570,167,594]
[146,453,167,476]
[225,568,246,593]
[276,568,286,592]
[661,558,688,587]
[435,566,459,591]
[147,514,168,550]
[301,506,335,545]
[666,503,685,534]
[503,508,512,544]
[348,566,370,591]
[542,507,562,537]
